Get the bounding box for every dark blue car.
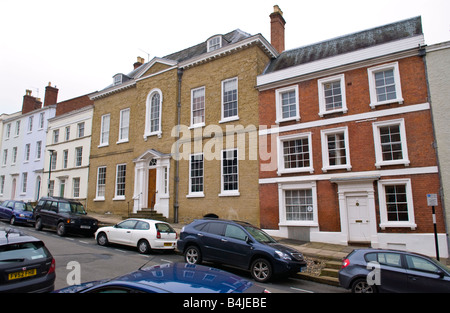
[0,200,34,225]
[177,218,307,283]
[54,263,268,293]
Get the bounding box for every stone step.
[320,268,340,278]
[325,261,342,270]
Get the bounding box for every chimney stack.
[270,5,286,53]
[134,56,145,69]
[22,90,42,114]
[44,82,59,107]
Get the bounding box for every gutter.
[174,68,184,223]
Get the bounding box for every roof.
[264,16,423,74]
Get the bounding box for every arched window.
[145,89,162,138]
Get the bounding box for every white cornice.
[89,81,136,100]
[257,35,425,90]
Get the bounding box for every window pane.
[192,88,205,125]
[222,150,238,191]
[283,138,310,169]
[281,91,296,119]
[323,81,343,111]
[375,69,397,102]
[385,184,409,222]
[327,133,346,166]
[379,125,403,161]
[285,189,313,221]
[190,154,204,193]
[150,94,160,132]
[223,79,238,118]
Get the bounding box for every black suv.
[34,197,98,237]
[177,218,307,282]
[0,227,55,292]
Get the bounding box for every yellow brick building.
[87,30,277,226]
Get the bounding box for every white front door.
[347,195,371,242]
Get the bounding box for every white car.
[95,218,177,254]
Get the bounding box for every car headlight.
[275,250,292,261]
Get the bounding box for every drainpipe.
[174,68,183,223]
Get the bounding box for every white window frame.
[38,112,45,129]
[63,150,68,169]
[144,89,163,138]
[21,172,27,194]
[117,108,130,143]
[368,62,403,108]
[65,126,70,141]
[24,144,30,162]
[77,122,85,138]
[35,141,42,160]
[321,126,352,172]
[190,86,206,128]
[73,177,80,198]
[377,178,416,230]
[275,85,300,124]
[6,124,11,139]
[12,147,17,164]
[187,153,205,198]
[2,149,7,166]
[372,118,410,169]
[75,147,83,167]
[113,74,122,86]
[28,116,33,133]
[99,114,110,147]
[278,181,319,227]
[207,35,222,52]
[219,148,239,197]
[53,129,59,144]
[220,77,239,123]
[318,74,348,116]
[114,163,126,200]
[277,132,313,175]
[95,166,106,201]
[15,121,20,136]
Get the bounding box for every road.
[1,221,347,293]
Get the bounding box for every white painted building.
[40,105,93,205]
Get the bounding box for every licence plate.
[164,243,173,247]
[80,225,91,229]
[8,269,37,280]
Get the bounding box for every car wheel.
[251,258,272,283]
[185,246,202,264]
[35,217,43,230]
[57,222,66,236]
[137,239,151,254]
[9,216,16,225]
[351,278,377,293]
[97,232,109,246]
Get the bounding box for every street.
[1,220,347,293]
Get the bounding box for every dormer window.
[113,74,123,86]
[207,36,222,52]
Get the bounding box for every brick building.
[87,25,277,225]
[257,17,448,258]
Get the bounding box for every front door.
[148,169,157,208]
[347,195,371,243]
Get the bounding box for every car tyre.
[56,222,66,237]
[351,278,377,293]
[185,246,202,264]
[251,258,272,283]
[137,239,151,254]
[35,217,43,230]
[97,232,109,246]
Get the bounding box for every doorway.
[148,169,157,208]
[346,195,370,243]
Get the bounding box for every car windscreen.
[156,223,176,233]
[0,241,50,264]
[243,226,277,243]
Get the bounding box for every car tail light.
[48,258,56,275]
[156,231,161,239]
[175,232,178,239]
[341,258,350,269]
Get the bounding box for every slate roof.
[264,16,423,74]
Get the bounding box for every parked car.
[0,200,34,225]
[34,197,98,237]
[0,227,55,293]
[339,248,450,293]
[177,218,307,283]
[54,262,268,293]
[95,218,177,254]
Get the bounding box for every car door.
[367,252,408,292]
[404,254,450,292]
[39,201,55,226]
[0,201,10,218]
[130,221,151,247]
[198,222,226,261]
[221,224,253,268]
[108,220,137,245]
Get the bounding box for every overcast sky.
[1,0,449,114]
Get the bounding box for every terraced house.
[87,18,278,225]
[257,16,448,258]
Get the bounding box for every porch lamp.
[47,149,55,196]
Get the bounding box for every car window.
[70,202,87,214]
[116,220,137,229]
[156,223,175,233]
[365,252,402,268]
[0,241,50,264]
[36,200,45,209]
[135,221,150,230]
[203,222,226,236]
[50,201,58,213]
[194,223,208,231]
[59,202,71,213]
[43,201,52,211]
[405,255,441,274]
[243,225,277,243]
[0,201,7,206]
[225,225,247,241]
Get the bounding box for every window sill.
[219,116,239,124]
[112,196,126,201]
[322,165,352,173]
[93,197,105,202]
[98,143,109,148]
[380,222,417,230]
[375,160,410,169]
[370,98,404,109]
[219,191,240,197]
[277,167,314,176]
[186,193,205,198]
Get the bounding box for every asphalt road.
[1,220,347,293]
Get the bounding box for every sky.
[1,0,449,115]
